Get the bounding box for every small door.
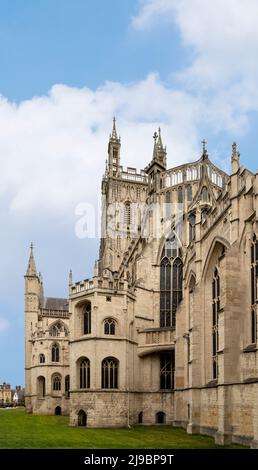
[78,410,87,427]
[55,406,62,416]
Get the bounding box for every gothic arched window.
[52,375,61,391]
[160,257,171,327]
[39,353,45,364]
[251,235,258,343]
[39,354,45,364]
[49,321,68,337]
[212,268,220,379]
[104,318,116,335]
[83,303,91,335]
[79,358,90,389]
[51,343,60,362]
[160,250,183,328]
[101,357,119,389]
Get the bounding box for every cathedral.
[25,119,258,448]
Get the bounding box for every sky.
[0,0,258,386]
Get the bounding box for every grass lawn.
[0,409,245,449]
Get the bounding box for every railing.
[121,171,147,183]
[137,327,175,356]
[40,309,70,319]
[139,327,175,345]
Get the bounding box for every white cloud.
[132,0,258,94]
[130,0,258,175]
[0,74,207,217]
[0,317,9,333]
[132,0,175,30]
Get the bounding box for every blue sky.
[0,0,183,101]
[0,0,258,386]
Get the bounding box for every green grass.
[0,409,245,449]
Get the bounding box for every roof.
[42,297,69,311]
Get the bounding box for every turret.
[145,128,167,194]
[24,243,40,412]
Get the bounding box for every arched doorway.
[55,406,62,416]
[78,409,87,427]
[156,411,166,424]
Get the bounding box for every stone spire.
[26,243,37,277]
[201,139,208,160]
[151,127,167,169]
[111,116,118,140]
[157,127,163,149]
[69,269,73,286]
[108,117,121,177]
[231,142,240,173]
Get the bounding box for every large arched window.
[39,353,45,364]
[37,376,45,398]
[251,235,258,343]
[160,257,171,327]
[101,357,119,389]
[79,358,90,389]
[160,251,183,328]
[52,375,61,392]
[104,318,116,335]
[83,303,91,335]
[51,343,60,362]
[49,321,68,337]
[212,268,220,379]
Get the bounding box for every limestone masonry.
[25,119,258,447]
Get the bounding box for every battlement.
[70,276,130,296]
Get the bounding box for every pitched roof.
[42,297,69,311]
